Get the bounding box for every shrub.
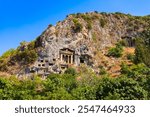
[120,63,150,80]
[16,49,38,64]
[0,49,16,59]
[76,13,82,17]
[120,63,131,75]
[72,18,83,33]
[0,49,17,71]
[94,11,99,14]
[101,12,107,15]
[27,41,35,50]
[119,40,128,47]
[99,18,107,28]
[79,14,92,30]
[134,33,150,67]
[48,24,53,27]
[64,68,76,76]
[127,53,135,61]
[87,22,92,30]
[80,14,91,22]
[107,43,123,58]
[114,12,125,18]
[92,14,99,20]
[98,66,107,75]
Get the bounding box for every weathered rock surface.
[1,12,149,78]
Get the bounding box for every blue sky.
[0,0,150,55]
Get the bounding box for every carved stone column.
[71,55,73,64]
[67,55,69,64]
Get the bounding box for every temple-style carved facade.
[21,47,92,79]
[59,48,74,64]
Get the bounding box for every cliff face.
[39,12,147,58]
[0,12,150,78]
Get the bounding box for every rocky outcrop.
[1,12,150,78]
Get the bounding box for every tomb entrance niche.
[80,58,85,63]
[79,54,92,65]
[59,48,74,64]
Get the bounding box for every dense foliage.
[0,41,38,71]
[107,43,123,58]
[134,29,150,67]
[15,41,38,64]
[0,49,17,71]
[0,63,150,100]
[72,18,83,33]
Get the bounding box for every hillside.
[0,12,150,100]
[0,12,150,78]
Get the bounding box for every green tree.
[71,86,96,100]
[43,73,76,99]
[134,29,150,67]
[96,77,148,100]
[0,77,14,99]
[107,43,123,58]
[0,49,16,71]
[135,38,150,67]
[121,63,150,80]
[64,68,76,76]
